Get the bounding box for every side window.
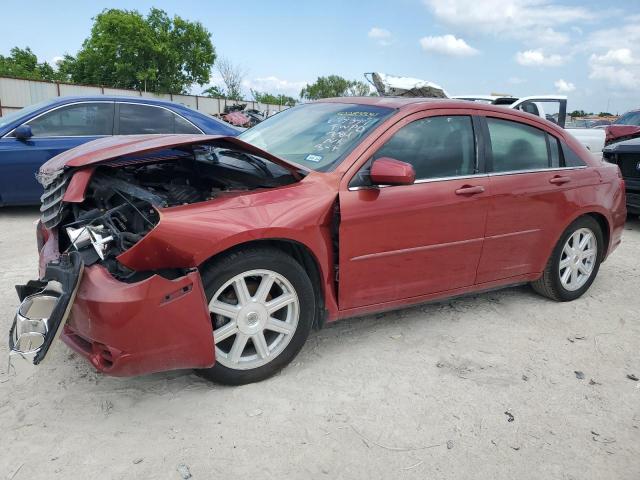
[561,142,587,167]
[118,104,200,134]
[27,103,113,137]
[487,118,549,172]
[373,116,476,180]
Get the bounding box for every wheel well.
[585,212,610,256]
[199,239,327,329]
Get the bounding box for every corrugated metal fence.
[0,76,290,117]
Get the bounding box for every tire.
[196,247,315,385]
[531,216,604,302]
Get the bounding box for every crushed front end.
[9,135,302,377]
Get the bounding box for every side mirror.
[14,124,33,141]
[370,157,415,186]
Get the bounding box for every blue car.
[0,96,240,206]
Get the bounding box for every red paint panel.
[62,167,95,202]
[338,179,489,309]
[605,125,640,144]
[63,265,214,376]
[475,169,598,283]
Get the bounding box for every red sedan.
[9,97,626,385]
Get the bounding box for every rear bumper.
[62,265,215,376]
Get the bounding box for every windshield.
[614,111,640,126]
[0,100,51,130]
[238,102,395,171]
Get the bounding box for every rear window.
[561,142,587,167]
[118,103,200,135]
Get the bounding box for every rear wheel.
[531,216,604,302]
[196,247,315,385]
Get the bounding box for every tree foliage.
[251,90,296,106]
[202,85,227,98]
[569,109,587,118]
[0,47,62,81]
[60,8,215,93]
[300,75,372,100]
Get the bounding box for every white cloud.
[554,79,575,92]
[368,27,393,46]
[242,76,308,98]
[587,24,640,51]
[583,22,640,91]
[423,0,593,47]
[515,49,566,67]
[590,48,635,66]
[419,34,479,56]
[588,49,640,90]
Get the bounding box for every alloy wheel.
[209,269,299,370]
[558,227,597,291]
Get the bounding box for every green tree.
[300,75,374,99]
[300,75,351,100]
[345,80,373,96]
[202,85,226,98]
[598,112,612,117]
[569,109,587,118]
[0,47,62,81]
[251,90,296,106]
[62,8,215,93]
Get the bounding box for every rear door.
[0,102,114,205]
[475,112,591,283]
[338,110,490,310]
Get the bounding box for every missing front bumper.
[8,252,83,376]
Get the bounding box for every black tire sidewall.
[197,248,315,385]
[549,217,604,301]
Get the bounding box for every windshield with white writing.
[238,103,395,171]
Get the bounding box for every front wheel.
[531,216,604,302]
[196,247,315,385]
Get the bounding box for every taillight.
[36,220,49,252]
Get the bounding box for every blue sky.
[3,0,640,113]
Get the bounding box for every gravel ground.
[1,207,639,480]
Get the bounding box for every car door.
[475,112,590,284]
[338,111,490,310]
[0,102,114,205]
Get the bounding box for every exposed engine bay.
[49,145,299,280]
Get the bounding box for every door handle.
[549,175,571,185]
[455,185,485,195]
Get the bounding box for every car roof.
[318,96,558,120]
[316,96,570,141]
[43,95,194,109]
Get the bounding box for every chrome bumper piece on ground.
[8,252,83,376]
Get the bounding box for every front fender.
[116,182,340,319]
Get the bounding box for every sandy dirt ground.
[0,207,638,480]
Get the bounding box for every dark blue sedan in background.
[0,96,240,205]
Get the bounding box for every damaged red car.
[9,97,626,385]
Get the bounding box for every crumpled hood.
[39,134,308,179]
[605,125,640,145]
